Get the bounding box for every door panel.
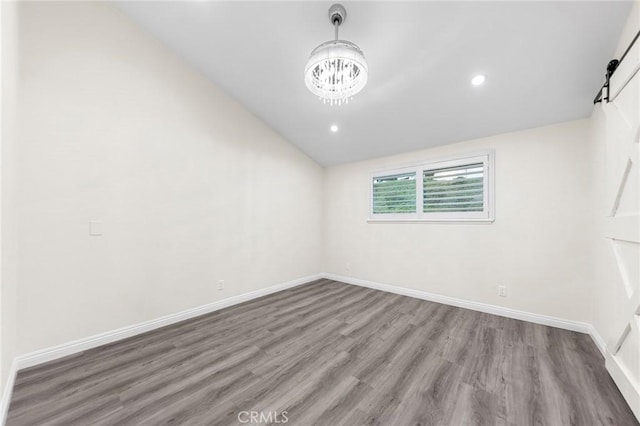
[602,28,640,419]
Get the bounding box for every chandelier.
[304,4,368,106]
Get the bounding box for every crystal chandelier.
[304,4,368,106]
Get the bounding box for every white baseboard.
[321,273,595,334]
[0,272,625,424]
[0,360,17,426]
[13,274,321,372]
[587,324,607,357]
[3,273,606,373]
[0,274,321,425]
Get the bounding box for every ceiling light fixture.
[330,124,339,132]
[304,4,368,106]
[471,74,486,86]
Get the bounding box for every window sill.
[367,217,495,224]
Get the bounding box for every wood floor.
[7,279,638,425]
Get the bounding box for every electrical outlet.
[346,262,351,272]
[89,220,103,236]
[218,280,224,291]
[498,286,507,297]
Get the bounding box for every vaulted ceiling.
[117,1,631,166]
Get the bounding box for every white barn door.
[601,28,640,419]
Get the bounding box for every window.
[372,172,416,214]
[369,151,494,222]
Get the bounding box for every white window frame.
[369,150,495,223]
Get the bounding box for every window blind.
[423,163,484,212]
[372,172,416,214]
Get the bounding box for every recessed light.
[471,75,486,86]
[330,124,339,132]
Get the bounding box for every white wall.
[324,119,596,323]
[0,0,20,391]
[1,0,635,402]
[10,1,323,355]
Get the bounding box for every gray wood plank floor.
[7,279,639,425]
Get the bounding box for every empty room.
[0,0,639,425]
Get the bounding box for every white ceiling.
[116,1,631,166]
